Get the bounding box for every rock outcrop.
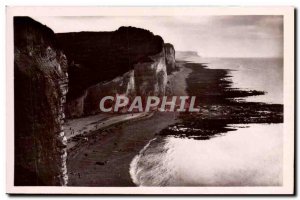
[57,27,175,117]
[164,43,176,74]
[14,17,68,186]
[134,51,167,97]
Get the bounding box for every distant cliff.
[14,17,68,186]
[176,51,199,60]
[57,27,176,117]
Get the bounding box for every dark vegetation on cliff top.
[56,26,165,100]
[14,17,58,52]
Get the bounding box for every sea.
[129,56,283,186]
[193,57,283,104]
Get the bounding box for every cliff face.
[14,17,68,186]
[164,43,176,74]
[56,27,164,99]
[57,27,174,117]
[67,70,136,117]
[134,51,167,97]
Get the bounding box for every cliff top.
[14,17,58,49]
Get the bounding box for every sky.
[32,16,283,58]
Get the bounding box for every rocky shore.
[159,62,283,140]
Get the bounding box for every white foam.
[129,124,283,186]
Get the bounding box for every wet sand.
[65,112,150,150]
[166,61,192,96]
[67,112,178,186]
[66,63,189,186]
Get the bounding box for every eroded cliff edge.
[14,17,68,186]
[56,27,176,117]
